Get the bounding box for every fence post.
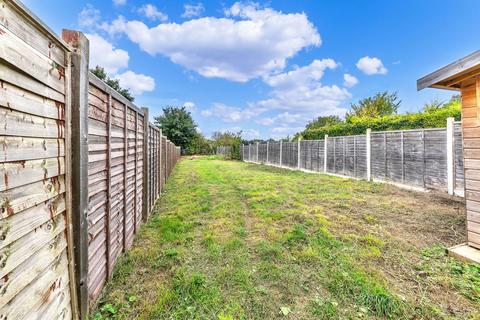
[297,138,301,170]
[280,140,283,167]
[422,129,426,188]
[333,137,336,173]
[401,131,405,183]
[324,135,328,172]
[366,129,372,181]
[383,132,387,179]
[63,29,89,320]
[142,108,149,221]
[343,136,346,175]
[447,117,455,195]
[256,142,259,162]
[266,141,269,163]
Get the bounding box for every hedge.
[299,102,460,140]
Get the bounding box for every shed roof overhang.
[417,50,480,91]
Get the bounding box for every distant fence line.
[217,146,232,156]
[241,118,464,196]
[0,3,180,319]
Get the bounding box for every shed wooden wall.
[0,0,74,318]
[461,77,480,249]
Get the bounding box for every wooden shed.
[418,50,480,263]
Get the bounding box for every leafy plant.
[91,66,135,102]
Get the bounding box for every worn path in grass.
[93,157,479,320]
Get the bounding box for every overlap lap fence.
[0,2,180,319]
[242,119,464,196]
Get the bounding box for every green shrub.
[298,101,460,140]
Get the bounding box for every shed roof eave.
[417,50,480,91]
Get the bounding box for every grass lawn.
[92,157,479,319]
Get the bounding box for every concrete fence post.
[266,141,269,164]
[297,138,301,170]
[324,135,328,172]
[142,108,149,222]
[366,129,372,181]
[62,29,89,320]
[279,140,283,167]
[447,117,455,195]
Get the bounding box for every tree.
[422,98,445,113]
[305,115,342,130]
[91,66,135,102]
[212,131,243,159]
[154,106,198,150]
[187,133,214,155]
[346,91,400,120]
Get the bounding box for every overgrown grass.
[92,157,479,319]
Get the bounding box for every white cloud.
[111,2,320,82]
[201,59,350,132]
[270,126,304,139]
[256,59,350,117]
[78,4,100,28]
[99,16,127,37]
[138,4,168,22]
[264,59,337,89]
[183,101,196,110]
[356,56,387,75]
[201,103,263,122]
[182,3,205,18]
[115,71,155,95]
[86,33,129,73]
[343,73,358,88]
[243,129,260,139]
[113,0,126,6]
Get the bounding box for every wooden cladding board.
[0,0,73,318]
[462,78,480,249]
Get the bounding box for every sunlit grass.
[92,157,479,319]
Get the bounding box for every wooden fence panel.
[455,121,465,195]
[0,3,182,316]
[242,121,465,195]
[0,1,75,318]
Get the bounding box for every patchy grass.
[92,157,479,319]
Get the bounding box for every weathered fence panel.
[0,1,75,319]
[243,120,465,196]
[0,2,182,318]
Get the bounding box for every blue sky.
[25,0,480,139]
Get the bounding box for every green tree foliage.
[91,66,135,102]
[186,133,214,155]
[305,115,342,131]
[154,106,198,150]
[212,131,243,159]
[299,100,460,140]
[346,91,400,119]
